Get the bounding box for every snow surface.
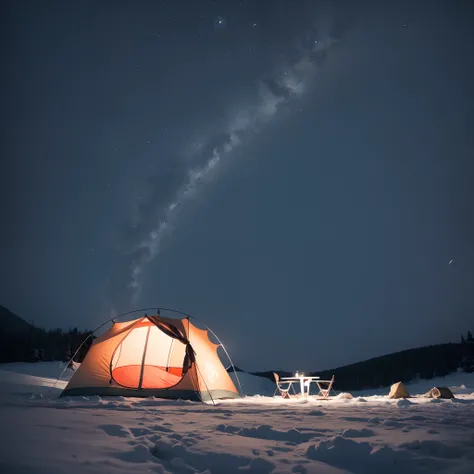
[1,362,474,473]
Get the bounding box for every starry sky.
[1,0,474,372]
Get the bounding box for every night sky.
[2,0,474,372]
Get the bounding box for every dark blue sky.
[1,0,473,371]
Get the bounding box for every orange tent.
[61,314,240,402]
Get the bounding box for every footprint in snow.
[342,428,376,438]
[183,438,198,447]
[97,424,131,438]
[129,427,153,437]
[343,416,370,422]
[115,443,157,463]
[151,424,173,433]
[292,464,307,473]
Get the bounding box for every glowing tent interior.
[61,311,240,402]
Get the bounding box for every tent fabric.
[388,381,410,399]
[61,315,239,402]
[424,386,455,399]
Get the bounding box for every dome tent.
[60,309,241,403]
[424,386,454,399]
[388,381,410,399]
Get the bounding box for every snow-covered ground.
[1,363,474,473]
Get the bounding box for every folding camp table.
[281,376,320,398]
[281,375,335,399]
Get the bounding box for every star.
[214,16,226,29]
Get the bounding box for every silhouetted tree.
[0,324,92,364]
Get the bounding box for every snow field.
[0,362,473,473]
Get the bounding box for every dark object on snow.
[68,360,81,371]
[424,386,454,399]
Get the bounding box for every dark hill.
[0,305,92,364]
[0,305,36,334]
[249,342,474,392]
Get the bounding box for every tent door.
[110,321,187,390]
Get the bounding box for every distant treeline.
[252,331,474,392]
[0,304,93,364]
[0,325,93,364]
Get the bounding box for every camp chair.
[316,375,335,398]
[273,372,296,399]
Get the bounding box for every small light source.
[295,371,299,377]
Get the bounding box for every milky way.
[108,19,348,313]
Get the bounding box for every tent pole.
[199,324,244,398]
[46,332,94,398]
